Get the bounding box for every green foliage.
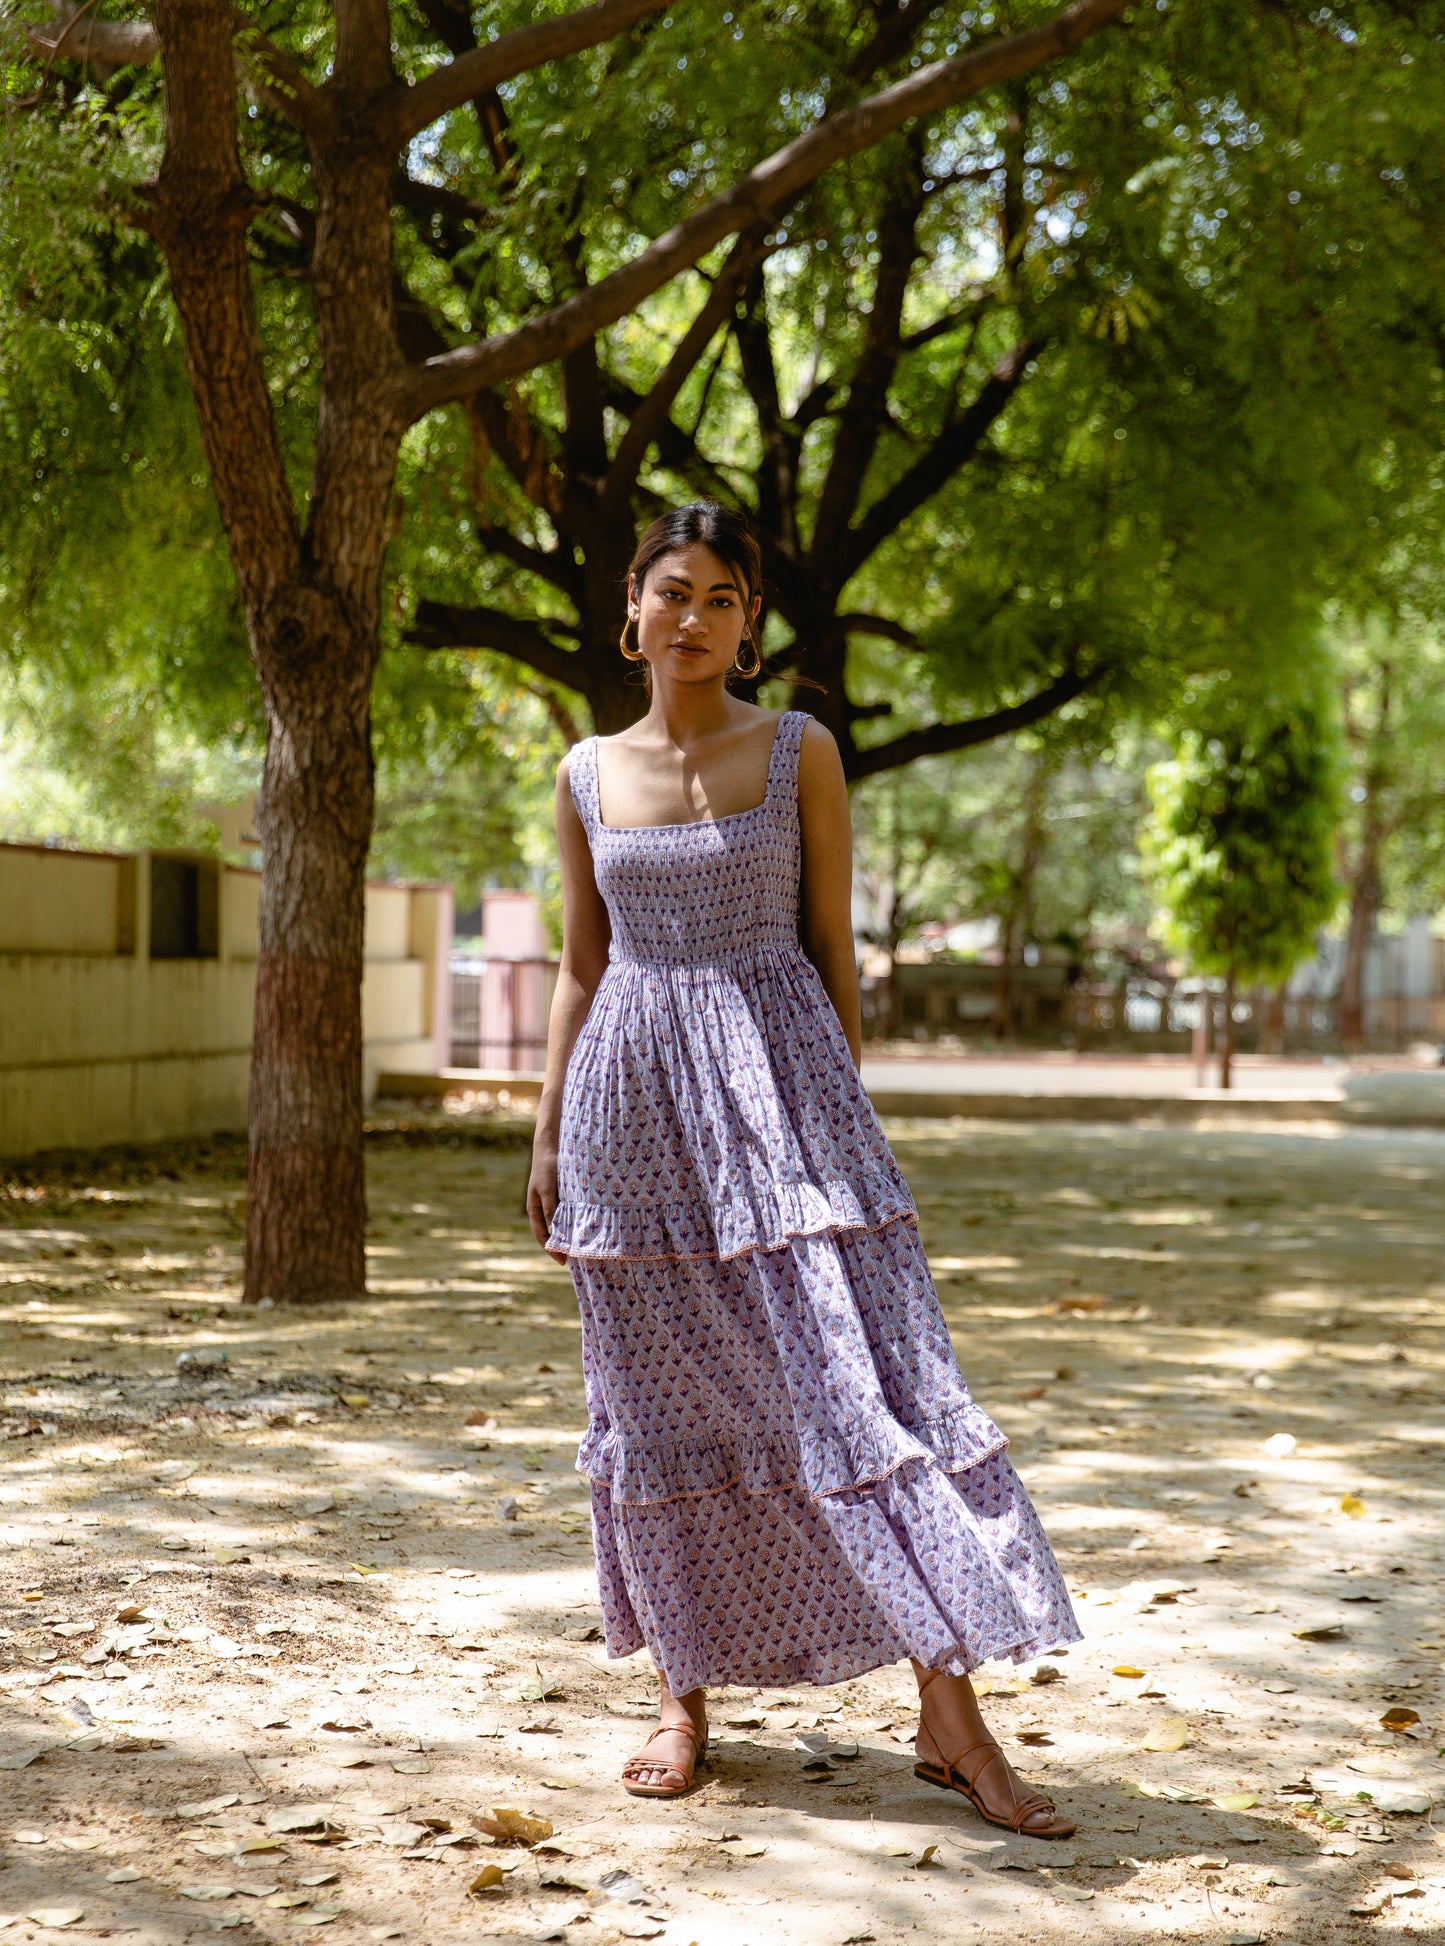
[1143,685,1344,984]
[1334,613,1445,919]
[852,722,1152,964]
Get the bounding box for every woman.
[526,502,1080,1836]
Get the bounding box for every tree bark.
[1338,813,1382,1051]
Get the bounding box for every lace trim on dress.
[576,1398,1009,1506]
[547,1176,918,1262]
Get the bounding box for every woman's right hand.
[526,1140,567,1264]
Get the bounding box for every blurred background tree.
[1143,683,1344,1086]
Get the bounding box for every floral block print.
[550,712,1080,1693]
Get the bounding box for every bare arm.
[797,719,863,1067]
[526,754,612,1259]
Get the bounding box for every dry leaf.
[1188,1854,1229,1870]
[719,1840,766,1858]
[1380,1707,1420,1732]
[264,1808,332,1836]
[1139,1718,1189,1752]
[1340,1493,1366,1517]
[290,1908,342,1927]
[1112,1665,1145,1679]
[468,1866,506,1894]
[390,1758,431,1775]
[476,1807,552,1845]
[105,1869,144,1884]
[1293,1620,1345,1641]
[1213,1793,1259,1811]
[179,1887,236,1901]
[1015,1730,1054,1746]
[0,1748,42,1771]
[26,1912,83,1930]
[1030,1664,1064,1685]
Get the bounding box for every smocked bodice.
[567,712,806,967]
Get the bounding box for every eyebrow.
[657,573,737,592]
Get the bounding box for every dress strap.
[568,736,602,835]
[766,709,808,811]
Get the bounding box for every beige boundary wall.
[0,842,452,1158]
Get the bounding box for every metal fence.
[450,958,557,1071]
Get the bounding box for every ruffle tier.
[592,1452,1083,1696]
[548,1169,916,1262]
[577,1395,1005,1505]
[547,942,916,1265]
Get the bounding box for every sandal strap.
[1008,1790,1063,1830]
[633,1720,705,1751]
[622,1720,707,1776]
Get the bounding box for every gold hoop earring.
[618,619,646,663]
[733,634,762,679]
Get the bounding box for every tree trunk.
[1219,964,1236,1090]
[1338,826,1381,1051]
[1192,981,1212,1087]
[244,607,377,1303]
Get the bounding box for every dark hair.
[622,501,765,670]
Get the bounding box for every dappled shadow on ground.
[1,1118,1442,1943]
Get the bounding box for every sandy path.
[0,1116,1441,1946]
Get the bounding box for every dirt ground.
[1,1113,1442,1946]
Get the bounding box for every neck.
[643,677,741,747]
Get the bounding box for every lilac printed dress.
[547,711,1079,1696]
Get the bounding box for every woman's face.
[628,542,758,684]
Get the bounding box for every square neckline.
[591,713,793,834]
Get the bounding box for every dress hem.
[546,1181,918,1263]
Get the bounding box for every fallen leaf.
[25,1912,83,1930]
[468,1866,506,1893]
[1380,1708,1420,1732]
[315,1712,370,1733]
[264,1807,333,1836]
[1188,1854,1229,1870]
[1293,1620,1345,1641]
[236,1837,285,1855]
[1016,1730,1054,1746]
[1139,1718,1189,1753]
[0,1748,43,1771]
[1030,1664,1064,1685]
[1349,1889,1394,1916]
[12,1832,48,1845]
[1213,1793,1259,1811]
[719,1840,766,1858]
[113,1736,167,1753]
[1112,1665,1145,1679]
[517,1666,562,1703]
[289,1908,342,1927]
[390,1758,431,1775]
[105,1869,144,1884]
[266,1893,313,1909]
[179,1887,236,1901]
[476,1807,552,1845]
[1262,1432,1296,1457]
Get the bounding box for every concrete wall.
[0,843,452,1157]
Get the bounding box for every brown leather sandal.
[621,1718,709,1799]
[914,1672,1075,1838]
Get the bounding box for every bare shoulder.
[796,712,845,783]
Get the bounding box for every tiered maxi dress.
[547,711,1080,1697]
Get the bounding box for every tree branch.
[399,0,1129,422]
[333,0,393,96]
[847,664,1092,779]
[838,612,924,650]
[24,1,155,68]
[25,0,332,140]
[842,334,1039,576]
[392,0,673,147]
[811,137,925,571]
[141,0,301,615]
[605,232,768,507]
[407,599,585,689]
